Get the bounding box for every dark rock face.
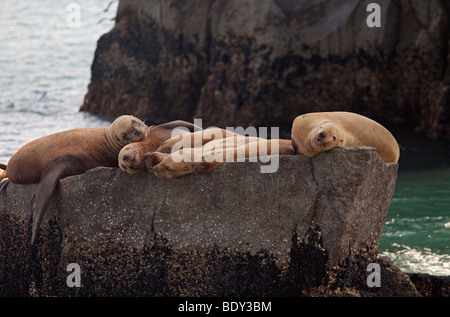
[408,273,450,297]
[0,148,430,296]
[81,0,450,139]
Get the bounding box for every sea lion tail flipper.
[30,154,87,245]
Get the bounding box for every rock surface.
[0,147,431,296]
[81,0,450,140]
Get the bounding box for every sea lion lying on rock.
[118,120,202,174]
[154,127,239,154]
[291,111,400,163]
[149,137,295,179]
[144,130,255,171]
[0,115,148,244]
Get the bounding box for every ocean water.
[379,139,450,276]
[0,1,449,276]
[0,0,116,163]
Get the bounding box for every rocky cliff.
[1,148,432,296]
[81,0,450,140]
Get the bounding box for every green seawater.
[379,134,450,275]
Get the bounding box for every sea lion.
[193,138,296,175]
[150,148,203,179]
[151,138,295,179]
[291,111,400,163]
[154,127,239,154]
[0,115,148,244]
[145,134,260,171]
[118,120,202,174]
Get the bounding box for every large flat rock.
[0,147,418,296]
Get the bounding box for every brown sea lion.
[150,148,203,179]
[193,138,296,175]
[291,111,400,163]
[118,120,202,174]
[0,115,148,244]
[154,127,239,154]
[150,138,295,179]
[144,134,260,171]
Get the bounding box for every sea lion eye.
[332,136,336,141]
[319,131,327,138]
[133,129,141,136]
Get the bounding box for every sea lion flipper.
[31,154,87,245]
[31,169,62,245]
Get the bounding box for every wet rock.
[408,273,450,297]
[81,0,450,140]
[0,147,425,296]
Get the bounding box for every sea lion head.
[305,121,343,156]
[118,144,147,174]
[109,115,148,145]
